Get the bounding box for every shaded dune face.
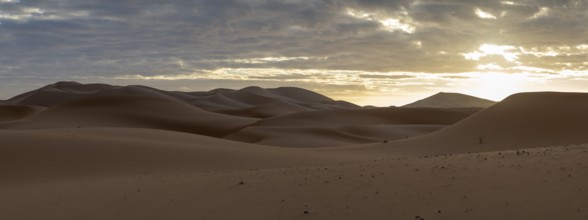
[188,86,359,117]
[255,107,478,127]
[0,105,45,122]
[0,128,353,184]
[225,124,446,148]
[1,95,258,138]
[226,107,477,147]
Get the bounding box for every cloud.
[475,8,498,19]
[359,74,414,79]
[0,0,587,103]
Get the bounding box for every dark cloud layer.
[0,0,586,92]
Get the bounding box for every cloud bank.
[0,0,587,105]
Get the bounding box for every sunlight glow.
[465,72,530,101]
[475,8,497,19]
[346,8,416,34]
[345,8,372,19]
[380,18,415,33]
[477,63,503,70]
[530,7,550,19]
[464,44,519,62]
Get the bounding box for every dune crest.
[403,92,496,108]
[6,81,358,118]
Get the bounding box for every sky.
[0,0,587,106]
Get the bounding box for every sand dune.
[1,95,257,137]
[224,107,477,147]
[226,124,445,147]
[189,86,359,117]
[255,107,478,127]
[403,92,496,108]
[214,99,311,118]
[345,92,588,155]
[0,128,356,185]
[3,83,588,220]
[6,82,358,118]
[0,104,45,122]
[7,81,193,107]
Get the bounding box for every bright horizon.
[1,1,587,106]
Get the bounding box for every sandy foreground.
[2,83,588,219]
[2,131,587,220]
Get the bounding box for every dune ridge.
[6,82,358,118]
[403,92,496,108]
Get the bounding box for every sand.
[2,82,588,220]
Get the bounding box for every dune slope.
[225,107,477,147]
[0,128,354,185]
[0,105,45,122]
[1,95,258,137]
[354,92,588,155]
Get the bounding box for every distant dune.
[403,92,496,108]
[3,82,588,220]
[6,82,358,118]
